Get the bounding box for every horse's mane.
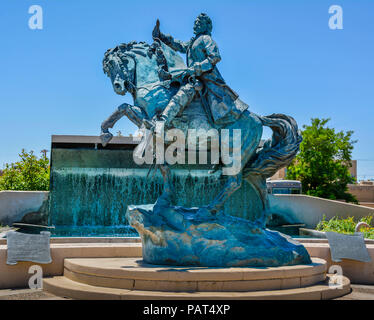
[103,41,148,75]
[103,40,172,82]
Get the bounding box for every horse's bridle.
[117,53,137,95]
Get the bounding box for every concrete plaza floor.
[336,284,374,300]
[0,284,373,300]
[0,288,68,300]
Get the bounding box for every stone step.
[62,257,327,292]
[43,274,351,300]
[350,284,374,294]
[336,291,374,300]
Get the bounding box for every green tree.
[286,118,358,203]
[0,149,50,191]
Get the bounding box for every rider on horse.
[100,14,301,217]
[152,13,249,129]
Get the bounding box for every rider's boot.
[159,83,196,128]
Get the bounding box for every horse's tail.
[243,113,302,179]
[242,114,302,214]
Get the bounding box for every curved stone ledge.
[63,257,326,292]
[43,274,350,300]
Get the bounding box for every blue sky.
[1,0,373,179]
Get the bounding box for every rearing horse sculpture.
[101,40,301,216]
[99,24,312,267]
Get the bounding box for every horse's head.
[103,43,136,96]
[103,41,187,98]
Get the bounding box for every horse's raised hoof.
[100,132,113,147]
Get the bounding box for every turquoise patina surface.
[101,13,311,266]
[127,203,310,267]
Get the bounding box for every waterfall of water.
[49,149,263,236]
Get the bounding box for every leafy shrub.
[316,215,374,239]
[286,118,358,203]
[0,149,50,191]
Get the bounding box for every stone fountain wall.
[49,136,263,236]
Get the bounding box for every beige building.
[270,167,287,180]
[349,160,357,181]
[270,160,358,181]
[348,181,374,206]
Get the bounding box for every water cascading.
[48,136,263,236]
